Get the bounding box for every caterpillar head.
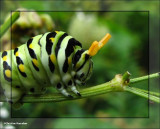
[73,33,111,86]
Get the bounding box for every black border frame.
[10,10,149,118]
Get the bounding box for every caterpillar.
[0,31,111,108]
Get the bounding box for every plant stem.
[20,77,125,103]
[124,86,160,103]
[0,11,20,38]
[1,72,128,103]
[130,72,159,84]
[131,87,160,97]
[122,71,131,81]
[0,72,159,103]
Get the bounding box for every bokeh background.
[0,0,159,129]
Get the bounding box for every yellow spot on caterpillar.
[32,59,39,67]
[68,57,72,65]
[15,52,19,56]
[55,31,59,33]
[50,37,55,42]
[3,56,7,61]
[29,44,33,49]
[50,54,55,63]
[5,70,11,78]
[19,64,25,72]
[75,64,80,69]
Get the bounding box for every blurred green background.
[0,0,159,129]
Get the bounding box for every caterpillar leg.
[69,85,81,96]
[3,84,24,109]
[56,83,73,98]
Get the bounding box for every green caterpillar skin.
[0,31,93,106]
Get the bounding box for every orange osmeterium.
[88,33,111,56]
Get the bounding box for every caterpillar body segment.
[24,34,50,87]
[56,33,81,96]
[0,31,111,107]
[0,50,25,103]
[14,44,44,94]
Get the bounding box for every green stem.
[0,72,159,103]
[0,11,20,38]
[122,71,131,85]
[20,79,124,103]
[124,86,160,103]
[130,72,159,84]
[132,87,160,97]
[122,71,131,81]
[0,73,126,103]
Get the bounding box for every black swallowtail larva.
[0,31,111,108]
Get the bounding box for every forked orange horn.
[88,33,111,56]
